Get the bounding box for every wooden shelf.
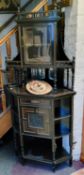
[22,136,70,164]
[54,115,71,121]
[22,132,52,139]
[23,145,70,164]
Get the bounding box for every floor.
[0,132,84,175]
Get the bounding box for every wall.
[0,0,29,81]
[64,0,77,60]
[65,0,84,160]
[0,0,29,39]
[0,0,35,64]
[0,14,16,39]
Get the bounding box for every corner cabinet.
[7,87,75,171]
[6,10,76,171]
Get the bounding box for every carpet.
[0,142,83,175]
[71,169,84,175]
[73,162,84,171]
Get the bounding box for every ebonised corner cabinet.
[6,11,76,171]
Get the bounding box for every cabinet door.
[20,100,52,137]
[21,23,56,65]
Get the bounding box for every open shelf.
[54,97,71,120]
[23,137,52,162]
[55,117,70,138]
[54,147,70,164]
[55,125,70,139]
[22,136,70,164]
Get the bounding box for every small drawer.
[20,98,51,108]
[20,97,31,104]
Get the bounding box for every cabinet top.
[8,86,75,99]
[16,11,61,24]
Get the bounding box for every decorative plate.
[26,80,52,95]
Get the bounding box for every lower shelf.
[23,137,52,162]
[23,147,70,164]
[55,147,70,164]
[22,137,70,164]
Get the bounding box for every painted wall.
[0,0,29,39]
[0,0,30,78]
[65,0,84,160]
[0,0,35,64]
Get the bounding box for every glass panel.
[22,23,55,64]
